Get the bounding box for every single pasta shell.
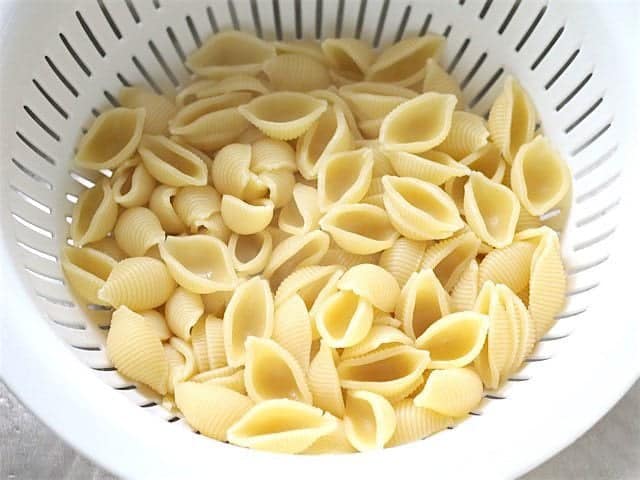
[378,237,429,288]
[191,366,246,395]
[337,263,400,313]
[140,309,171,341]
[460,142,506,182]
[263,53,331,92]
[344,390,397,452]
[317,148,374,212]
[437,111,490,160]
[315,290,374,348]
[148,185,187,235]
[421,229,481,291]
[307,341,345,417]
[414,368,484,417]
[228,230,272,276]
[274,40,328,64]
[321,38,375,80]
[61,246,117,305]
[320,248,381,270]
[387,399,453,447]
[385,149,469,186]
[450,259,479,312]
[304,420,357,454]
[339,82,417,122]
[114,206,165,257]
[220,196,274,235]
[138,135,209,187]
[193,213,231,242]
[195,74,270,98]
[259,169,296,208]
[190,317,210,372]
[478,240,536,294]
[251,138,297,173]
[86,237,127,261]
[278,183,322,236]
[309,88,364,141]
[423,58,464,106]
[173,185,221,229]
[118,86,177,135]
[165,286,204,341]
[275,264,344,309]
[70,179,118,246]
[341,325,412,360]
[211,143,252,198]
[272,294,313,371]
[111,158,156,208]
[204,314,227,369]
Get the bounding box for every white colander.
[1,0,638,478]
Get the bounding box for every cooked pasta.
[220,196,274,235]
[165,337,197,392]
[421,230,481,291]
[204,314,227,369]
[165,287,204,341]
[140,309,171,341]
[86,236,126,261]
[315,290,374,348]
[450,259,480,312]
[274,40,328,64]
[173,185,221,231]
[138,135,209,186]
[317,148,373,211]
[61,246,117,305]
[309,88,364,141]
[278,183,322,235]
[113,207,165,257]
[118,86,177,135]
[250,138,298,173]
[414,368,484,417]
[148,185,187,235]
[385,149,469,186]
[304,420,357,454]
[70,179,118,246]
[387,400,453,447]
[337,264,401,313]
[341,325,412,360]
[263,53,331,92]
[437,111,490,160]
[194,75,270,98]
[478,240,536,294]
[320,247,381,270]
[321,38,375,84]
[111,157,156,208]
[191,366,247,394]
[344,390,396,451]
[339,82,417,122]
[227,231,272,276]
[193,213,231,242]
[423,58,464,106]
[272,294,313,371]
[307,341,345,417]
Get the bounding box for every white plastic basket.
[0,0,638,478]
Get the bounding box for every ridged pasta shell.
[86,237,126,261]
[414,368,484,417]
[98,257,176,310]
[220,196,274,235]
[165,337,197,391]
[421,230,481,291]
[191,366,246,394]
[382,175,464,240]
[516,208,543,232]
[106,306,168,394]
[159,235,237,294]
[175,79,217,107]
[278,183,322,235]
[274,40,328,64]
[244,336,312,404]
[318,148,373,212]
[478,240,536,294]
[344,390,396,451]
[70,179,118,246]
[437,111,490,160]
[148,185,187,234]
[223,277,274,367]
[193,213,231,242]
[263,53,331,92]
[251,138,297,173]
[315,290,374,348]
[304,420,357,454]
[319,204,399,255]
[320,248,381,270]
[274,265,342,308]
[185,30,276,77]
[61,246,117,305]
[341,325,412,360]
[450,259,479,312]
[204,314,227,368]
[415,311,489,369]
[504,285,536,373]
[227,399,338,453]
[165,287,204,341]
[339,82,417,122]
[258,169,295,208]
[228,230,272,276]
[379,93,457,153]
[308,341,345,418]
[195,74,270,99]
[397,269,450,340]
[239,92,327,141]
[372,312,402,329]
[309,88,363,138]
[263,230,330,289]
[272,294,313,371]
[385,149,469,186]
[111,157,156,208]
[296,105,353,180]
[321,38,375,83]
[190,317,210,372]
[75,107,145,169]
[114,207,165,257]
[378,237,429,288]
[511,135,571,215]
[202,291,231,317]
[118,86,177,135]
[488,76,537,163]
[337,345,430,400]
[337,264,400,313]
[173,186,221,230]
[387,400,453,447]
[175,382,254,441]
[211,143,253,198]
[353,140,396,177]
[461,142,506,182]
[423,58,464,107]
[138,135,208,186]
[140,309,171,341]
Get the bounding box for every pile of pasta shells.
[62,31,571,454]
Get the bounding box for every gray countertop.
[1,380,638,480]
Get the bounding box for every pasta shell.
[510,135,571,215]
[478,240,536,294]
[274,40,328,64]
[337,263,400,313]
[173,186,221,231]
[396,269,450,340]
[148,185,187,234]
[223,277,274,367]
[249,138,297,175]
[175,79,217,107]
[317,148,373,212]
[378,238,429,288]
[86,237,126,261]
[450,259,479,312]
[339,82,417,122]
[385,149,469,186]
[75,107,145,169]
[461,142,506,182]
[263,53,331,92]
[202,291,231,317]
[118,86,177,135]
[175,382,254,441]
[244,337,312,404]
[296,105,353,180]
[387,400,453,447]
[186,30,276,77]
[165,287,204,341]
[315,291,374,348]
[114,207,165,257]
[464,172,520,248]
[169,92,251,150]
[106,306,168,394]
[379,93,457,153]
[70,179,118,246]
[367,35,444,87]
[382,175,464,240]
[372,312,402,329]
[190,317,210,372]
[503,286,535,373]
[98,257,176,310]
[337,345,430,400]
[220,196,274,235]
[159,235,237,294]
[228,230,272,275]
[309,88,364,141]
[321,38,375,83]
[138,135,208,186]
[422,58,464,107]
[239,92,327,141]
[414,368,484,417]
[203,314,227,368]
[320,248,381,270]
[227,399,338,453]
[165,337,197,392]
[319,204,399,255]
[263,230,330,289]
[259,169,295,208]
[140,309,171,341]
[61,246,117,305]
[415,311,489,369]
[437,111,490,160]
[341,325,412,360]
[421,230,481,291]
[304,420,357,454]
[516,208,543,232]
[194,75,270,98]
[211,143,254,199]
[308,341,345,417]
[344,390,396,451]
[353,140,396,177]
[488,76,536,163]
[191,366,246,394]
[272,294,313,371]
[193,213,231,242]
[111,157,156,208]
[279,183,322,235]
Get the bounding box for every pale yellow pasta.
[341,325,412,360]
[320,247,381,270]
[195,74,270,98]
[118,86,177,135]
[450,259,479,312]
[272,294,313,371]
[173,186,221,231]
[511,135,571,215]
[220,196,274,235]
[461,142,506,181]
[305,343,344,418]
[70,179,118,246]
[437,111,490,160]
[186,30,276,77]
[263,53,331,92]
[140,309,171,341]
[310,88,364,141]
[111,157,156,208]
[379,93,457,152]
[191,365,246,394]
[106,306,168,394]
[337,263,400,313]
[337,345,430,400]
[315,290,374,348]
[279,183,322,235]
[385,149,469,186]
[382,175,464,240]
[138,135,208,186]
[165,337,197,391]
[378,237,429,288]
[296,105,353,180]
[259,169,295,208]
[321,38,375,84]
[113,207,165,257]
[193,213,231,242]
[352,140,396,177]
[203,314,227,368]
[503,285,536,372]
[415,311,489,368]
[75,107,146,170]
[344,390,396,452]
[387,399,453,447]
[516,208,543,232]
[210,143,255,199]
[414,368,483,417]
[202,291,231,317]
[488,76,537,163]
[421,230,481,291]
[175,79,217,107]
[61,246,117,305]
[227,231,272,276]
[250,138,297,173]
[159,235,237,294]
[175,382,254,441]
[478,240,536,294]
[317,148,373,212]
[274,265,342,308]
[164,286,204,341]
[339,82,417,122]
[319,204,399,255]
[86,237,127,261]
[396,269,450,340]
[274,40,327,64]
[148,185,187,234]
[304,420,357,454]
[98,257,176,310]
[464,172,520,248]
[372,311,402,328]
[223,277,274,367]
[238,92,327,141]
[227,399,338,453]
[423,58,464,107]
